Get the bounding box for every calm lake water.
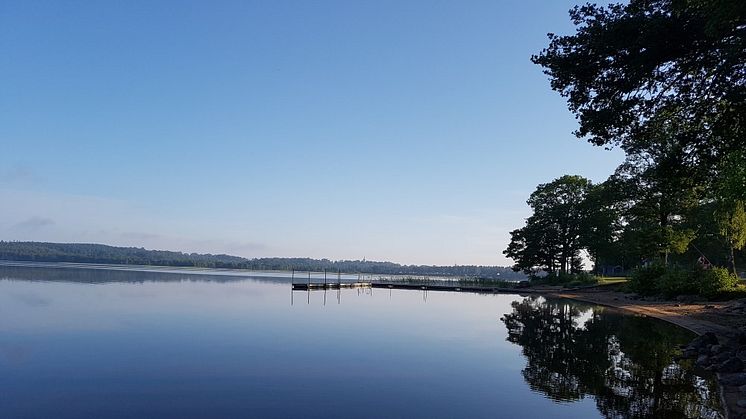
[0,265,723,418]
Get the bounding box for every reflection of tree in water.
[502,296,722,418]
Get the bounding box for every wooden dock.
[291,282,372,290]
[291,281,521,294]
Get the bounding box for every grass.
[597,276,627,281]
[708,284,746,301]
[381,274,631,291]
[597,277,628,285]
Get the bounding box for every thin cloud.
[110,231,268,256]
[0,165,42,186]
[12,216,55,231]
[119,232,163,241]
[185,239,269,255]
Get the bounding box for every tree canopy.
[532,0,745,172]
[504,175,593,275]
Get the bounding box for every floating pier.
[291,282,372,290]
[288,269,526,297]
[291,281,520,294]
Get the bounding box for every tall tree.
[504,175,593,275]
[714,152,746,275]
[580,182,623,273]
[610,141,701,265]
[505,216,563,275]
[717,201,746,275]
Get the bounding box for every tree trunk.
[660,209,669,266]
[731,244,738,277]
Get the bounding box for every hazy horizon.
[0,1,623,266]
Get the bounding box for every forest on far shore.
[0,241,526,280]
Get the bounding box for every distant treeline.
[0,241,525,280]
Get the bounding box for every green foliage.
[658,268,698,298]
[504,175,593,275]
[532,0,745,171]
[529,272,598,287]
[715,152,746,204]
[519,0,746,279]
[629,265,739,298]
[562,272,599,288]
[579,182,623,270]
[712,152,746,275]
[708,285,746,301]
[629,265,667,296]
[717,200,746,250]
[610,148,703,266]
[697,267,740,299]
[663,227,698,255]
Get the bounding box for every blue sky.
[0,0,623,265]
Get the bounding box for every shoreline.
[547,288,736,337]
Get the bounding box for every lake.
[0,265,723,418]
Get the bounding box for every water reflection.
[502,296,722,418]
[0,266,726,418]
[0,265,288,285]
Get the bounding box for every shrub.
[658,268,698,297]
[709,285,746,301]
[563,272,599,287]
[629,265,666,296]
[629,265,739,299]
[529,272,598,287]
[696,267,739,298]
